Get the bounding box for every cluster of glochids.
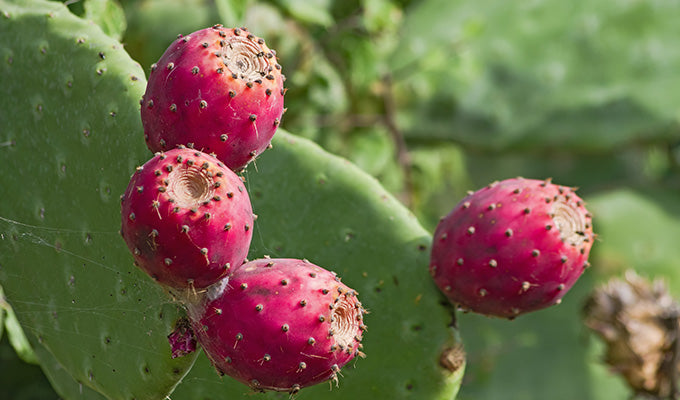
[120,25,366,394]
[429,177,595,319]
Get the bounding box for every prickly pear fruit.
[430,177,594,319]
[120,147,253,290]
[141,25,285,171]
[187,258,366,393]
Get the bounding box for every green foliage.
[213,0,251,27]
[587,189,680,288]
[0,286,38,365]
[0,334,60,400]
[122,0,220,70]
[395,0,680,152]
[83,0,127,41]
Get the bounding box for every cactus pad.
[0,1,197,399]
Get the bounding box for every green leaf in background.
[276,0,333,27]
[122,0,218,70]
[214,0,251,28]
[0,333,62,400]
[455,273,629,400]
[587,188,680,288]
[84,0,126,41]
[0,286,38,365]
[394,0,680,152]
[363,0,402,34]
[409,144,471,232]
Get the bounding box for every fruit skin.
[187,258,366,393]
[120,147,253,290]
[141,25,285,171]
[429,177,594,319]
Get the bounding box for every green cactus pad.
[0,287,4,341]
[587,188,680,288]
[30,338,109,400]
[395,0,680,152]
[0,1,198,399]
[169,130,464,399]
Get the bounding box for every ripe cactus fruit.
[120,147,253,290]
[187,258,366,393]
[140,25,285,171]
[430,177,594,319]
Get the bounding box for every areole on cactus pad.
[430,177,594,319]
[120,147,254,291]
[185,258,366,394]
[140,24,285,172]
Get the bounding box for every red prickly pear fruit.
[429,177,595,319]
[187,258,366,393]
[141,25,285,172]
[120,147,253,290]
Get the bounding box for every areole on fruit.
[167,164,214,209]
[330,295,359,349]
[551,197,588,246]
[219,35,272,82]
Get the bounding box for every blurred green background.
[3,0,680,398]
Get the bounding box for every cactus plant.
[10,1,676,399]
[0,1,463,399]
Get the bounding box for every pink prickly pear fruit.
[120,147,254,290]
[187,258,366,394]
[141,25,285,171]
[429,177,594,319]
